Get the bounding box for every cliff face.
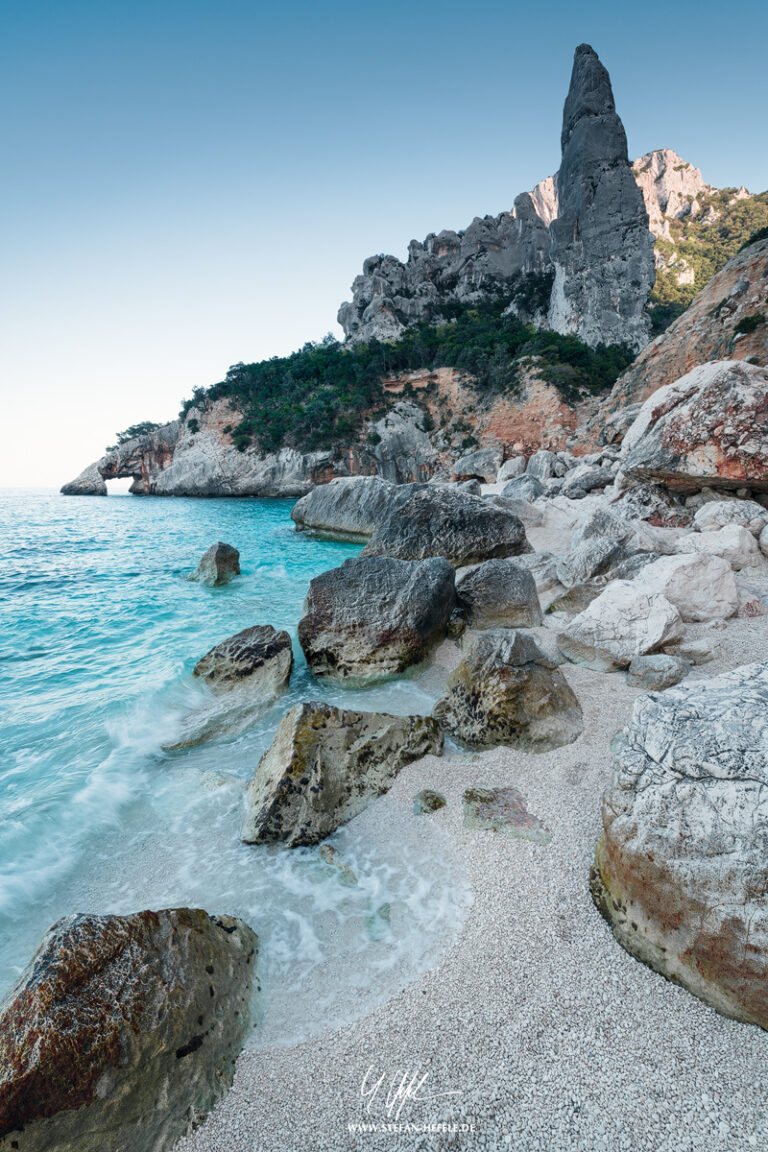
[600,236,768,420]
[338,45,654,353]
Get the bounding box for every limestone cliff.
[338,45,654,353]
[599,235,768,423]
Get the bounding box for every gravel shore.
[177,595,768,1152]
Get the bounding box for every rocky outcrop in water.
[241,703,443,846]
[193,625,293,692]
[592,662,768,1030]
[192,541,241,586]
[0,909,257,1152]
[298,555,456,680]
[338,45,654,353]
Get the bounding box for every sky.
[1,0,767,488]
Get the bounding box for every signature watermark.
[347,1065,475,1135]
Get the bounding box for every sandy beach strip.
[176,603,768,1152]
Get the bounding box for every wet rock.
[456,559,542,629]
[193,625,293,692]
[592,663,768,1029]
[241,703,443,846]
[433,630,583,752]
[413,789,447,815]
[463,787,551,844]
[192,542,240,586]
[626,654,690,690]
[298,555,456,680]
[557,581,684,671]
[362,486,529,567]
[0,909,257,1152]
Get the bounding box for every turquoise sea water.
[0,489,470,1046]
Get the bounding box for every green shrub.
[734,313,766,335]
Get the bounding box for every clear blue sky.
[1,0,767,486]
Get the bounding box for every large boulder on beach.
[620,360,768,494]
[456,560,542,629]
[433,630,583,752]
[0,909,258,1152]
[557,581,684,671]
[591,663,768,1030]
[290,476,407,541]
[693,499,768,537]
[193,625,293,692]
[241,702,443,846]
[298,555,455,680]
[452,447,501,483]
[637,553,738,622]
[362,485,529,567]
[192,542,240,586]
[676,523,761,570]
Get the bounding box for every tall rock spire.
[547,44,655,351]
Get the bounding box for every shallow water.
[0,489,471,1046]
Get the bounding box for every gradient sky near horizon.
[1,0,767,488]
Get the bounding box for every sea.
[0,488,471,1047]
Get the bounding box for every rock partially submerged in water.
[434,630,583,752]
[298,555,456,680]
[592,663,768,1030]
[456,559,542,629]
[194,625,293,693]
[413,789,447,815]
[192,542,241,586]
[290,476,409,541]
[362,485,530,567]
[0,908,257,1152]
[241,702,443,846]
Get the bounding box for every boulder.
[241,703,443,846]
[591,663,768,1029]
[452,447,502,483]
[693,499,768,537]
[760,523,768,558]
[636,554,738,622]
[433,630,583,752]
[557,581,684,672]
[192,542,240,586]
[626,654,689,690]
[0,909,257,1152]
[561,466,612,499]
[500,475,546,503]
[193,625,293,693]
[455,560,542,629]
[362,486,529,567]
[298,555,455,680]
[555,537,629,589]
[513,552,567,612]
[290,476,406,541]
[663,636,715,665]
[676,523,760,570]
[413,789,446,815]
[620,361,768,494]
[526,450,559,482]
[497,456,527,483]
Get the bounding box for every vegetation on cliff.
[650,188,768,329]
[179,300,634,454]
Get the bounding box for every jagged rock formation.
[600,237,768,419]
[633,149,710,243]
[338,45,654,353]
[547,46,654,351]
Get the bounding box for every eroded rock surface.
[433,630,583,751]
[592,663,768,1029]
[0,909,258,1152]
[241,703,443,846]
[192,542,240,586]
[298,556,455,680]
[193,625,293,692]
